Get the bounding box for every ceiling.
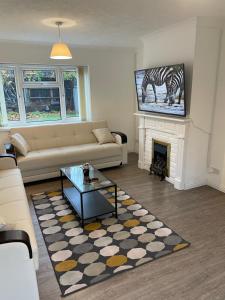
[0,0,225,47]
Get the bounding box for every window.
[0,65,83,126]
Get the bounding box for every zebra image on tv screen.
[135,64,185,116]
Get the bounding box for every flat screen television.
[135,64,186,117]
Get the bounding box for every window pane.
[23,70,56,82]
[0,69,20,121]
[23,88,61,122]
[63,70,79,118]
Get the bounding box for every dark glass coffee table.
[60,165,117,227]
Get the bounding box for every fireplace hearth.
[150,139,170,181]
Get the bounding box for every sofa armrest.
[0,154,17,170]
[0,230,32,259]
[111,131,127,144]
[111,131,128,164]
[4,143,16,155]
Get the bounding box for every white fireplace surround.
[135,113,191,190]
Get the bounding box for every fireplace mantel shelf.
[134,112,191,124]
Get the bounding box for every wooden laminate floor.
[25,153,225,300]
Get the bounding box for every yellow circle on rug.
[48,191,61,197]
[107,197,115,204]
[122,199,136,206]
[123,219,140,228]
[55,260,77,272]
[59,215,75,223]
[84,222,101,231]
[106,255,128,267]
[173,243,189,251]
[107,187,120,193]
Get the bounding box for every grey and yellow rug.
[32,187,190,297]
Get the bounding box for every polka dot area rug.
[32,187,190,297]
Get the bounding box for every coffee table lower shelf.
[63,187,115,226]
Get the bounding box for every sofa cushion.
[10,121,107,151]
[92,128,115,144]
[11,133,30,156]
[17,143,122,171]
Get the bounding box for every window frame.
[0,64,81,126]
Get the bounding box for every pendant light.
[50,21,72,60]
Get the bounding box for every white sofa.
[9,121,127,183]
[0,154,39,300]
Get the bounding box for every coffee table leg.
[60,170,64,197]
[115,185,118,218]
[80,193,84,228]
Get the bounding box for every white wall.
[134,18,197,153]
[0,41,136,151]
[185,21,221,188]
[141,18,197,112]
[135,17,225,190]
[208,25,225,192]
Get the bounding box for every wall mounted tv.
[135,64,186,117]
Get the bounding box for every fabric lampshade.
[50,43,72,59]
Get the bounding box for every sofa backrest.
[10,121,107,151]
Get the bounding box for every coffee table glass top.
[61,164,115,193]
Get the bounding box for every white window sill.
[1,117,83,129]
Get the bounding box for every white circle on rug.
[111,203,121,208]
[56,209,72,216]
[59,271,83,286]
[107,224,124,233]
[100,245,120,257]
[69,235,88,245]
[43,226,61,235]
[40,219,58,228]
[146,241,165,252]
[39,213,55,221]
[100,180,111,186]
[51,250,72,262]
[99,189,108,195]
[84,262,106,277]
[78,252,99,264]
[130,226,147,235]
[118,195,130,201]
[113,231,131,241]
[49,195,63,201]
[118,208,127,215]
[48,241,68,252]
[138,233,155,244]
[33,192,44,196]
[127,204,142,211]
[65,227,83,237]
[112,191,125,196]
[133,209,148,217]
[94,236,113,247]
[35,203,51,210]
[89,229,107,239]
[140,215,156,223]
[113,265,133,273]
[155,228,172,237]
[62,221,79,230]
[127,248,147,260]
[51,200,66,206]
[53,204,69,211]
[64,284,87,295]
[147,221,163,229]
[102,218,117,226]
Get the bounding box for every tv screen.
[135,64,186,116]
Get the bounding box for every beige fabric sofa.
[9,121,127,183]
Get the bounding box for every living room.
[1,1,225,300]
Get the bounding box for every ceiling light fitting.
[50,21,72,60]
